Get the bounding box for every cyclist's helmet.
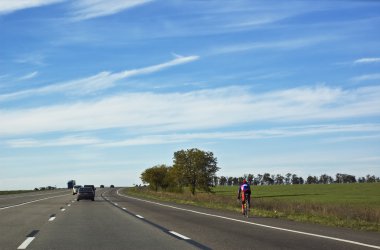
[243,179,247,184]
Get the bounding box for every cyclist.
[237,179,251,214]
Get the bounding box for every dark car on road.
[77,187,95,201]
[84,185,96,192]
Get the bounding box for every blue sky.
[1,0,380,189]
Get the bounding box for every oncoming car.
[77,187,95,201]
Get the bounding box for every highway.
[0,188,379,250]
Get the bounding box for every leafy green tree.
[263,173,274,185]
[173,148,219,195]
[319,174,333,184]
[227,177,233,186]
[275,174,284,185]
[306,176,318,184]
[140,165,170,191]
[285,173,292,185]
[247,174,254,185]
[219,176,227,186]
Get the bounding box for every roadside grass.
[122,183,380,232]
[0,190,35,195]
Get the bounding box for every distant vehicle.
[84,185,96,191]
[67,180,76,189]
[110,185,115,188]
[100,185,104,188]
[77,187,95,201]
[72,185,82,195]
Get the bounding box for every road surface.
[0,188,379,249]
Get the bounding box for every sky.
[1,0,380,190]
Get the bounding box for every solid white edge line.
[116,189,380,250]
[17,237,35,249]
[136,214,144,219]
[169,231,191,240]
[48,217,56,221]
[0,194,70,210]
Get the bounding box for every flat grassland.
[124,183,380,232]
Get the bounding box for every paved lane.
[0,190,74,249]
[0,190,71,209]
[2,187,379,249]
[104,188,380,250]
[28,189,199,250]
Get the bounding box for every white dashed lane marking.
[48,214,56,221]
[169,231,191,240]
[136,214,144,219]
[17,230,39,249]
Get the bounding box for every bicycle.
[243,192,250,218]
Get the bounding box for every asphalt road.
[0,188,379,250]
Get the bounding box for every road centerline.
[17,230,39,249]
[169,231,191,240]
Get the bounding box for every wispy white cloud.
[0,55,199,102]
[6,135,101,148]
[17,71,39,81]
[210,37,335,55]
[1,85,380,137]
[97,123,380,148]
[322,134,380,143]
[70,0,153,21]
[14,53,46,66]
[354,57,380,64]
[6,123,380,148]
[0,0,64,15]
[351,73,380,82]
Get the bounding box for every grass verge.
[0,190,35,195]
[122,183,380,232]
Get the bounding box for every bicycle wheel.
[244,194,249,217]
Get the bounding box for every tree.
[366,174,376,183]
[256,174,263,185]
[285,173,292,185]
[232,177,239,186]
[292,174,300,184]
[262,173,274,185]
[319,174,333,184]
[227,177,233,186]
[219,176,227,186]
[173,148,219,195]
[247,174,254,185]
[306,176,318,184]
[213,176,219,186]
[275,174,284,185]
[336,173,357,184]
[140,165,170,191]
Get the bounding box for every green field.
[124,183,380,232]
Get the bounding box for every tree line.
[214,173,379,186]
[140,148,379,193]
